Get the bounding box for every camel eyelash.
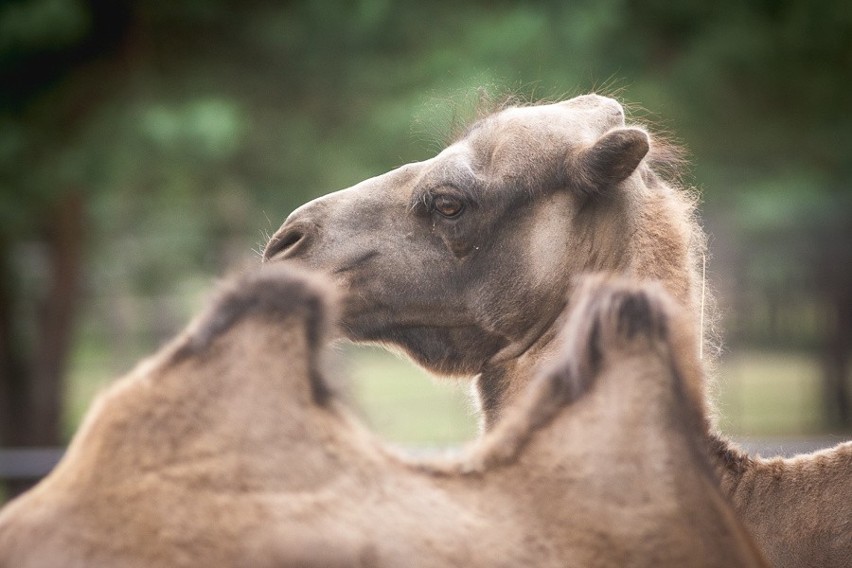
[413,181,483,214]
[410,187,460,214]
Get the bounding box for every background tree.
[0,0,134,494]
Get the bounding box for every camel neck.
[705,430,754,491]
[477,308,567,430]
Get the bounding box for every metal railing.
[0,437,845,482]
[0,448,64,481]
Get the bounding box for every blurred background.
[1,0,850,500]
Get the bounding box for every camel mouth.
[332,250,380,275]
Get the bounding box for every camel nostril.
[263,227,307,262]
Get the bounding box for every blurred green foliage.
[4,1,849,229]
[1,0,851,449]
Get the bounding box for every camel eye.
[433,195,464,218]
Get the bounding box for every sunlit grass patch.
[65,339,827,449]
[344,345,479,447]
[63,339,115,442]
[715,350,823,436]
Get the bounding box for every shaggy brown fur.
[0,267,767,567]
[707,436,852,568]
[264,94,852,567]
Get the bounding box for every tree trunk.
[0,238,21,447]
[821,287,852,430]
[0,191,85,498]
[0,239,29,452]
[32,192,85,444]
[816,217,852,431]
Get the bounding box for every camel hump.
[459,275,701,474]
[178,264,334,356]
[577,274,671,356]
[172,263,337,404]
[541,275,674,404]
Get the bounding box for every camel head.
[264,94,701,424]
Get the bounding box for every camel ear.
[576,128,649,192]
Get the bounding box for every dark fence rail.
[0,437,847,489]
[734,436,848,458]
[0,437,847,507]
[0,448,64,480]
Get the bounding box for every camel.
[264,94,852,567]
[0,266,767,567]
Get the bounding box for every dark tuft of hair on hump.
[170,264,336,405]
[616,290,669,341]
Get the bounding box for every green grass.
[63,337,128,441]
[64,349,105,441]
[714,350,824,436]
[63,339,481,447]
[64,339,828,447]
[346,347,830,445]
[344,345,479,447]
